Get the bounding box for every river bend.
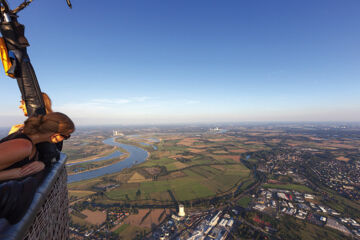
[67,137,148,183]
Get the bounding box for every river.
[67,137,148,183]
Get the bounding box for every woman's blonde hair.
[21,92,53,114]
[23,112,75,136]
[42,92,53,113]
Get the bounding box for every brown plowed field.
[336,156,350,162]
[124,209,171,228]
[82,209,106,225]
[212,155,240,162]
[177,138,199,146]
[229,149,248,153]
[188,148,206,153]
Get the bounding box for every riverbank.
[68,138,149,183]
[67,153,129,176]
[66,146,118,164]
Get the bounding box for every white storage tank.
[178,204,186,217]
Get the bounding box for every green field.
[105,163,251,202]
[141,157,175,168]
[238,178,256,191]
[69,190,96,199]
[237,196,251,208]
[116,224,150,239]
[278,215,352,240]
[114,223,129,234]
[68,177,104,190]
[317,186,360,219]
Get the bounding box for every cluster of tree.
[177,157,191,163]
[136,189,141,199]
[232,224,269,240]
[133,230,148,240]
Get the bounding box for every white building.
[112,130,124,136]
[209,211,222,226]
[227,219,234,228]
[178,204,186,217]
[304,194,314,199]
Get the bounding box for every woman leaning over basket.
[0,112,74,181]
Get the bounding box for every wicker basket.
[0,154,69,240]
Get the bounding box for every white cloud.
[92,98,131,104]
[185,100,200,104]
[90,96,152,105]
[132,96,152,102]
[55,96,154,118]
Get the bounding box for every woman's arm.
[0,139,32,170]
[20,161,45,176]
[0,161,45,181]
[0,168,23,181]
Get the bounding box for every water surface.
[68,137,148,183]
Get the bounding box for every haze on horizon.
[0,0,359,127]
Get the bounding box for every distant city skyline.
[0,0,359,126]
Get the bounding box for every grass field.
[113,223,129,234]
[141,157,175,168]
[238,178,256,191]
[105,162,251,202]
[278,215,352,240]
[68,177,104,190]
[317,186,360,219]
[68,190,96,199]
[67,154,128,175]
[237,196,251,208]
[116,224,150,239]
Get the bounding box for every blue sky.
[0,0,359,126]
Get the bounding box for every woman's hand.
[20,161,45,176]
[0,162,45,181]
[0,168,24,181]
